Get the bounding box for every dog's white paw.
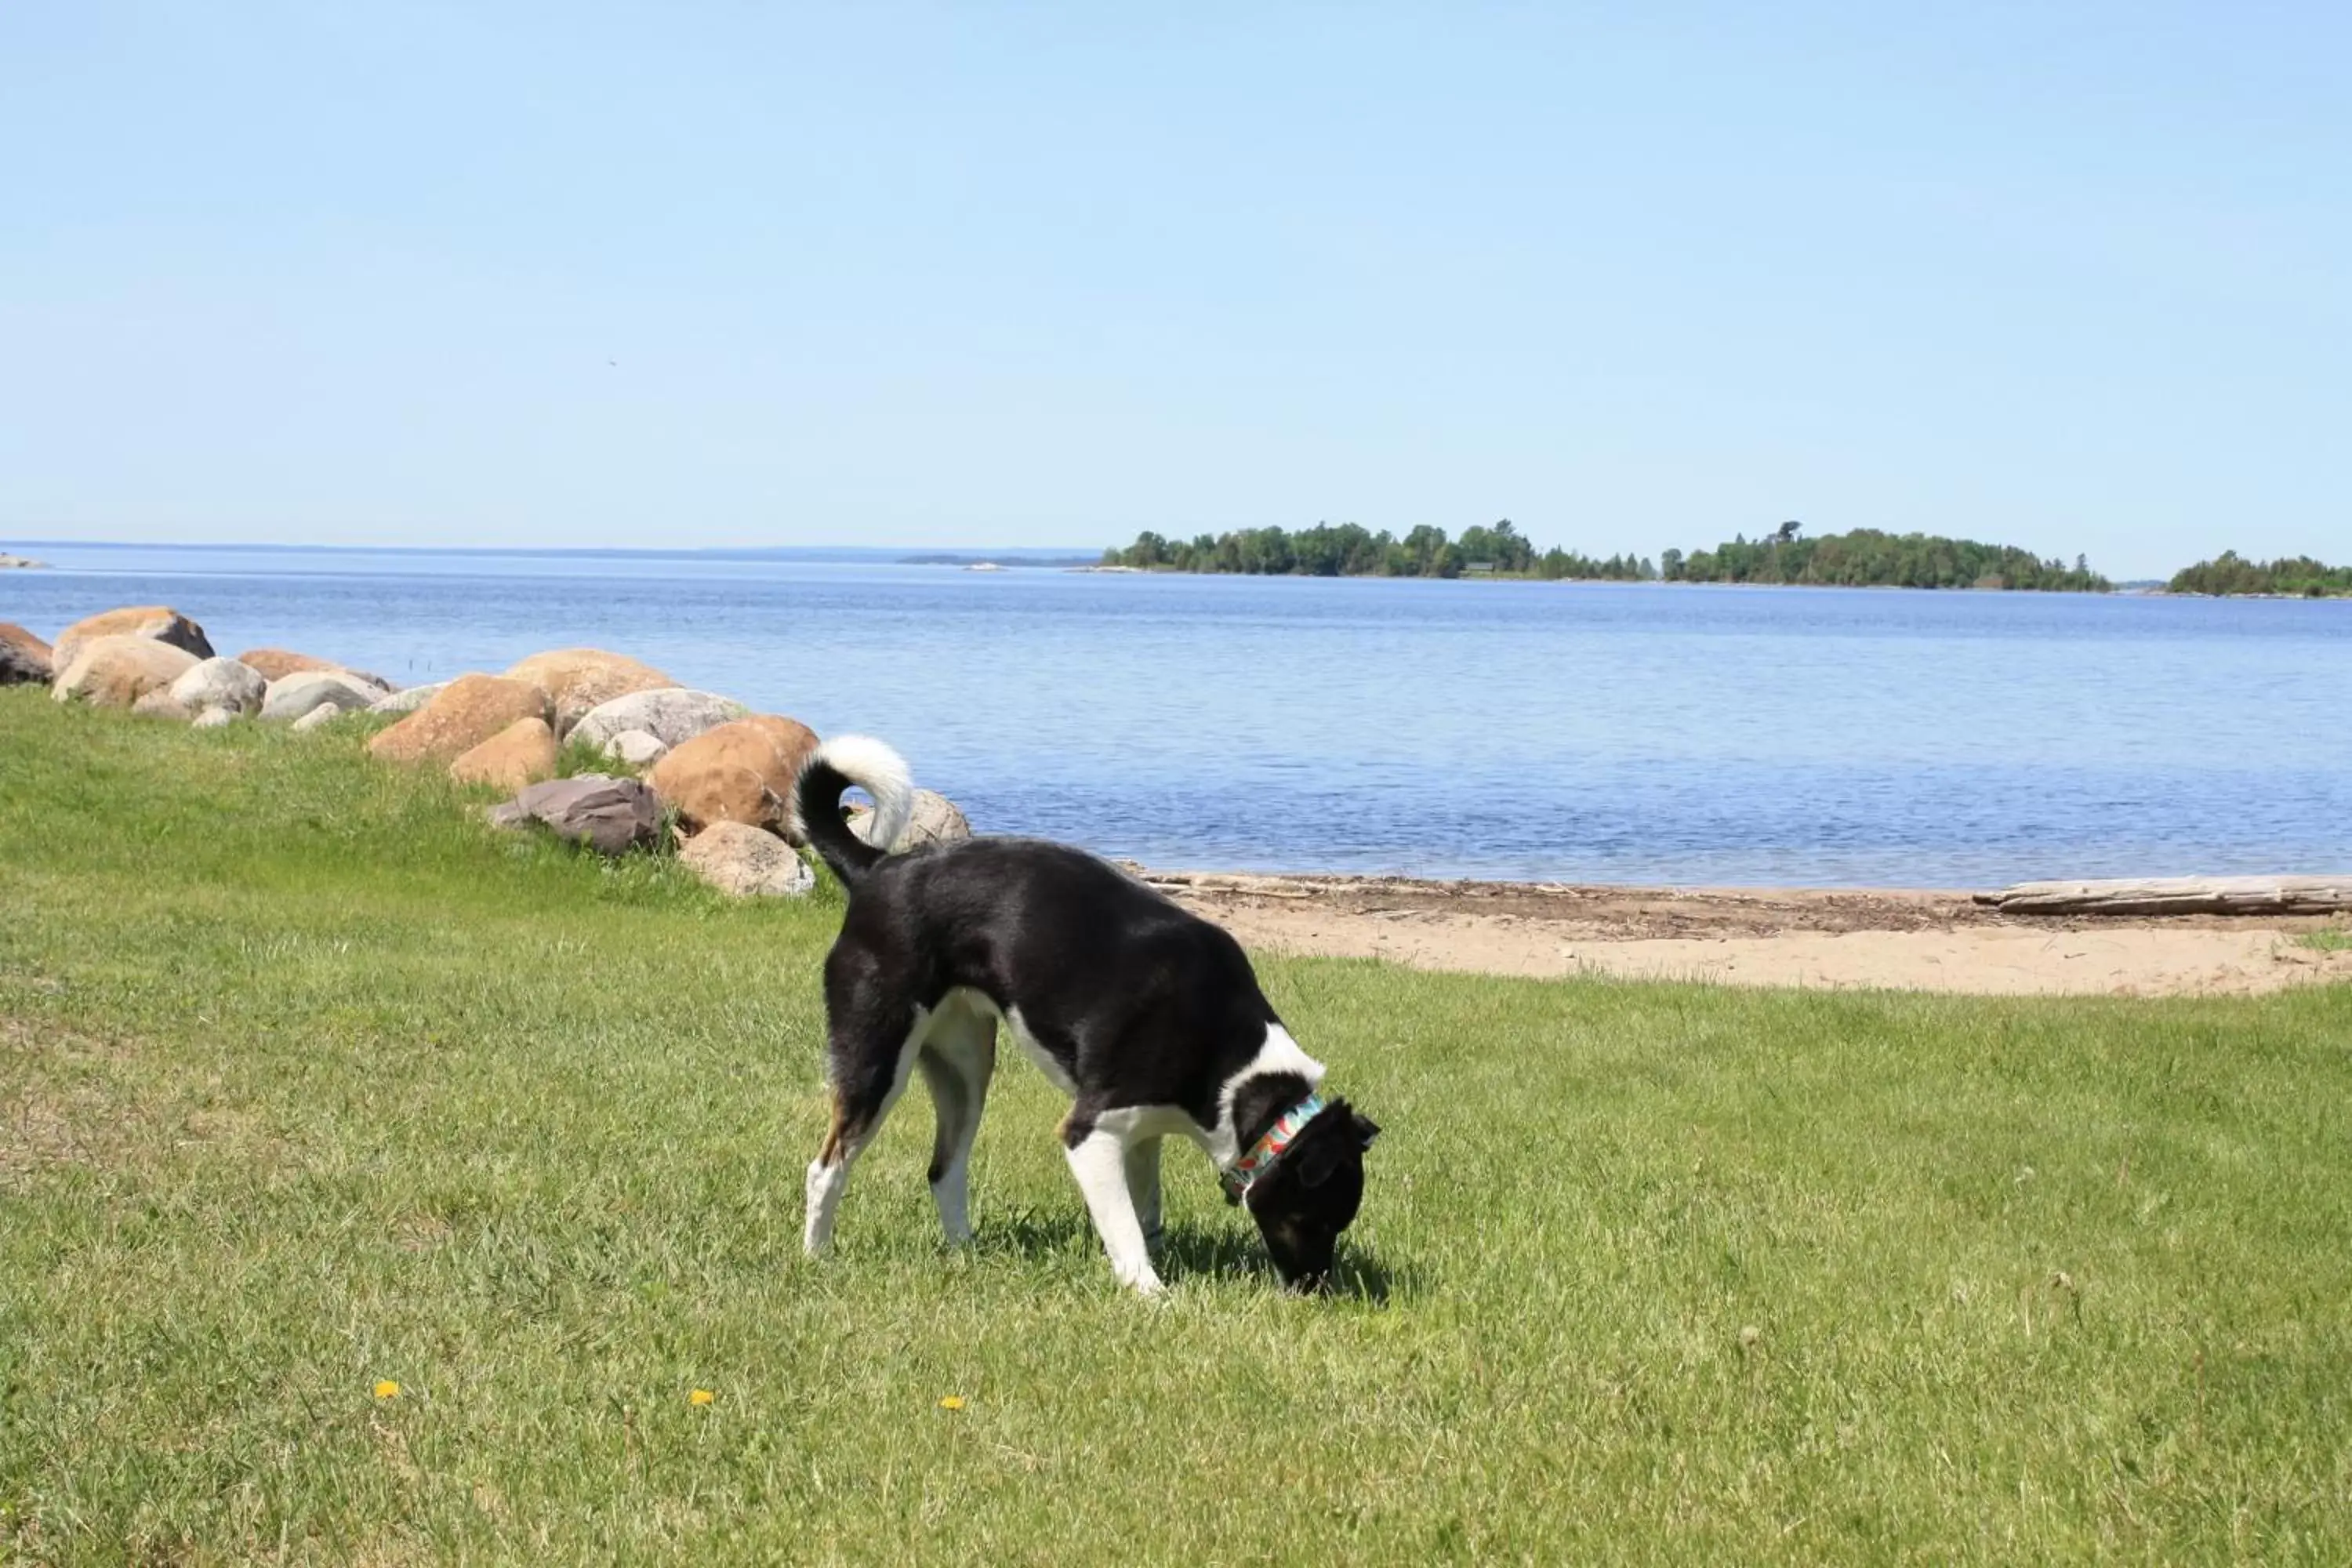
[804,1158,845,1256]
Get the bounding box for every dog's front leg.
[1065,1128,1164,1296]
[1123,1137,1165,1253]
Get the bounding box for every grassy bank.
[2,690,2347,1563]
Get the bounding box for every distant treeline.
[1103,521,2108,591]
[1100,521,1651,580]
[2167,552,2352,597]
[1666,524,2109,591]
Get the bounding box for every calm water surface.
[6,544,2346,887]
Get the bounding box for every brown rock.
[646,714,819,835]
[234,648,329,681]
[0,622,52,685]
[449,716,559,793]
[678,821,816,898]
[504,648,678,737]
[368,673,554,765]
[50,635,201,709]
[238,648,392,688]
[51,606,214,672]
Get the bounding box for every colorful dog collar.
[1220,1092,1327,1204]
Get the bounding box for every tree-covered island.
[2166,552,2352,597]
[1102,521,2111,591]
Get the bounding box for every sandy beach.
[1143,869,2352,996]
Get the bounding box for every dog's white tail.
[791,735,915,888]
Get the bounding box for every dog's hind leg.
[916,996,996,1247]
[1123,1137,1165,1252]
[804,994,926,1258]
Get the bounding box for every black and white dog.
[792,736,1378,1295]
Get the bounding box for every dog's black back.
[832,838,1279,1132]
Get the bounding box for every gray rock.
[849,789,972,853]
[679,821,815,898]
[604,728,670,768]
[368,680,451,714]
[261,669,387,724]
[192,706,241,729]
[569,688,748,753]
[487,774,662,856]
[169,657,268,717]
[290,703,350,732]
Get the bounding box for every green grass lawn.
[2,690,2348,1564]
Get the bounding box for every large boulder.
[450,717,558,793]
[504,648,678,738]
[0,622,52,686]
[191,706,241,730]
[679,822,815,898]
[487,775,661,856]
[50,635,200,709]
[169,657,269,717]
[646,715,819,836]
[568,688,748,753]
[368,681,448,715]
[261,669,387,724]
[849,789,972,853]
[368,674,553,765]
[51,606,214,673]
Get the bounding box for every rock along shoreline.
[4,600,970,901]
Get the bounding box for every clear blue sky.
[4,3,2345,577]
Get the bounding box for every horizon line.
[2,538,1102,559]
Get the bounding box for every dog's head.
[1243,1098,1380,1293]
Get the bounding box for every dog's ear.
[1352,1110,1381,1149]
[1293,1123,1345,1188]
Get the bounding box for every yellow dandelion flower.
[374,1381,401,1399]
[689,1388,715,1406]
[938,1396,965,1411]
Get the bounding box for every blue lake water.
[5,543,2347,887]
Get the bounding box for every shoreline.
[1140,867,2352,996]
[1074,568,2347,598]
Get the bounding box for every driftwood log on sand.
[1975,875,2352,916]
